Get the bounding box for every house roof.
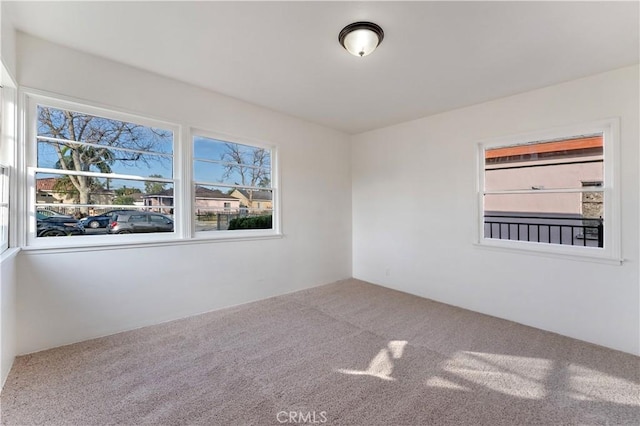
[234,189,272,201]
[36,178,57,191]
[145,186,237,200]
[486,136,603,159]
[36,178,114,194]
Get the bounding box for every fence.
[484,214,603,248]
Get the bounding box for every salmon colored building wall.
[484,136,603,216]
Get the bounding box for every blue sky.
[37,130,270,193]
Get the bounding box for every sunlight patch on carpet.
[440,351,553,399]
[425,376,471,391]
[337,340,408,381]
[568,364,640,405]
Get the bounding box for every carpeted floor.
[1,279,639,425]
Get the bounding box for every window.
[27,93,178,246]
[477,119,620,261]
[0,164,8,252]
[24,91,280,249]
[0,81,13,253]
[192,133,274,233]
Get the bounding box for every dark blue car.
[79,209,137,229]
[37,212,85,237]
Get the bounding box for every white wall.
[15,33,352,354]
[352,65,639,355]
[0,4,17,80]
[9,32,639,358]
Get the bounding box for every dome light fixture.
[338,21,384,57]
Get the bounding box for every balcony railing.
[484,214,603,248]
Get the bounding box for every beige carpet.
[1,279,639,425]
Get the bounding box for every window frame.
[0,164,9,253]
[0,84,7,253]
[0,69,18,255]
[20,89,282,251]
[189,127,280,240]
[476,118,621,263]
[23,89,183,249]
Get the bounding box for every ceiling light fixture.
[338,21,384,57]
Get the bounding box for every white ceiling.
[5,1,639,134]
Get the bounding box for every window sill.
[0,247,20,263]
[473,240,623,265]
[20,232,284,255]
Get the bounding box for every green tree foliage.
[112,186,140,205]
[145,174,167,194]
[115,186,141,196]
[113,196,135,205]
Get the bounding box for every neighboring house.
[36,177,115,205]
[143,188,175,214]
[131,192,145,207]
[230,189,273,211]
[35,177,59,203]
[484,135,603,217]
[144,186,241,215]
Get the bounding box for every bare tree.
[220,143,270,204]
[38,106,171,212]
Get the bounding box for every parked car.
[80,209,138,229]
[36,212,85,237]
[107,212,174,234]
[37,208,74,219]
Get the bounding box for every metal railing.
[484,215,603,248]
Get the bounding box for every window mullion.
[32,167,175,183]
[178,126,193,239]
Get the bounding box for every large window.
[23,92,280,249]
[192,134,274,233]
[27,94,177,245]
[478,120,620,261]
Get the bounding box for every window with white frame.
[192,134,274,233]
[478,119,620,261]
[28,94,177,243]
[0,164,8,252]
[0,84,9,253]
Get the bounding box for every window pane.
[37,140,173,179]
[484,193,603,248]
[0,166,7,249]
[194,184,272,232]
[193,136,271,187]
[485,135,603,191]
[31,101,177,242]
[0,204,7,248]
[193,159,270,186]
[36,172,173,203]
[36,172,174,212]
[37,105,173,154]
